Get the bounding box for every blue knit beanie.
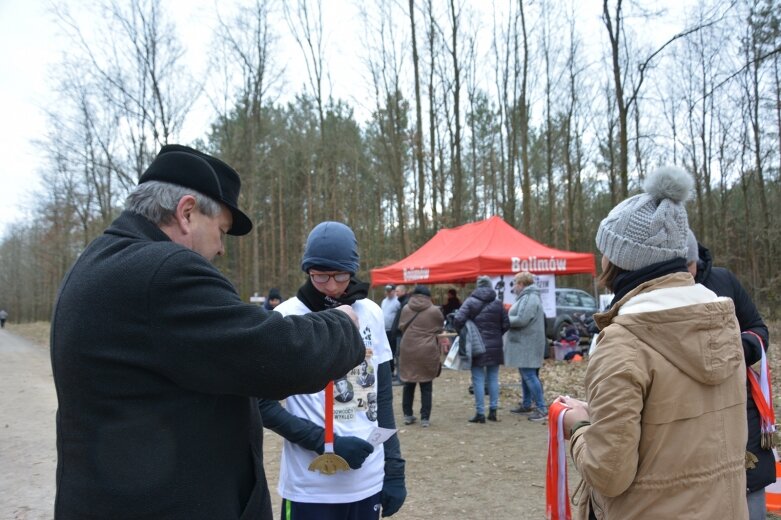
[301,221,360,274]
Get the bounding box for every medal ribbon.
[546,401,572,520]
[745,331,775,436]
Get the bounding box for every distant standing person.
[688,231,773,520]
[398,285,444,428]
[389,285,409,383]
[381,284,400,375]
[504,271,547,422]
[441,288,461,318]
[264,288,282,310]
[0,309,7,328]
[454,276,509,423]
[49,145,365,520]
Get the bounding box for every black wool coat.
[696,244,773,493]
[453,286,509,367]
[50,211,365,519]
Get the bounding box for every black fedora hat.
[139,144,253,236]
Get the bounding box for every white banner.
[489,274,556,318]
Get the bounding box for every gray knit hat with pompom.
[595,166,693,271]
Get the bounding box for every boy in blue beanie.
[258,221,407,518]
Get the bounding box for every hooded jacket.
[50,211,365,520]
[453,286,509,367]
[696,244,773,493]
[503,284,546,369]
[398,293,444,382]
[571,273,747,520]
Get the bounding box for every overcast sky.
[1,0,52,237]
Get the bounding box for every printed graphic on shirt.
[333,325,378,423]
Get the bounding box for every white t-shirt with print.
[273,296,392,504]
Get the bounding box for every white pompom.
[643,166,693,203]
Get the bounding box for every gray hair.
[514,271,534,287]
[126,180,221,226]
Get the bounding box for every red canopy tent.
[370,216,596,286]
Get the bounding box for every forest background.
[0,0,780,322]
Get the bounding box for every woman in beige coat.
[398,286,443,427]
[560,166,748,519]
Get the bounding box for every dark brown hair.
[598,261,627,292]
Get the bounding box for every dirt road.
[0,327,571,519]
[0,329,57,520]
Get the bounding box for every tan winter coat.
[570,273,747,520]
[398,294,444,382]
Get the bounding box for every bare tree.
[58,0,196,179]
[447,0,465,223]
[408,0,428,241]
[361,0,411,255]
[212,0,281,295]
[741,0,773,279]
[602,0,718,197]
[492,0,531,229]
[284,0,329,226]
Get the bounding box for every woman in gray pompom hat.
[557,166,749,520]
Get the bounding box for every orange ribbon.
[745,331,775,436]
[546,401,572,520]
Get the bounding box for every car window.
[580,294,596,308]
[562,291,580,306]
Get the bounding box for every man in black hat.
[50,144,366,520]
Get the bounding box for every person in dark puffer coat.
[689,236,773,520]
[453,276,509,423]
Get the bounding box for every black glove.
[741,331,764,366]
[585,316,599,335]
[317,435,374,469]
[381,472,406,517]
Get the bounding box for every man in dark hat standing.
[50,145,365,520]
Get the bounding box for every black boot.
[468,413,486,424]
[488,409,498,422]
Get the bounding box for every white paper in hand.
[366,426,397,447]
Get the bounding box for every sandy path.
[0,329,57,520]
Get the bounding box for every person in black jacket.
[264,287,283,310]
[441,288,461,317]
[453,276,510,423]
[50,145,365,520]
[688,232,773,519]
